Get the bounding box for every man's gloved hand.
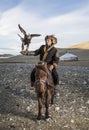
[20,50,28,55]
[49,65,54,71]
[20,50,35,56]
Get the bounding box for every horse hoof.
[45,115,50,119]
[37,116,41,120]
[51,102,54,105]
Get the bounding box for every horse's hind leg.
[51,94,54,105]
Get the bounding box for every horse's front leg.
[37,94,43,120]
[51,89,55,105]
[45,90,51,119]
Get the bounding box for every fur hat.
[45,35,57,44]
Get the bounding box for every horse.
[34,62,55,120]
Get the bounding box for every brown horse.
[35,62,55,120]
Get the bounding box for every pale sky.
[0,0,89,55]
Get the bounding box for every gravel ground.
[0,63,89,130]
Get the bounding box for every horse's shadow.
[0,86,39,122]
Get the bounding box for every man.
[21,35,59,95]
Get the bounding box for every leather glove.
[20,50,35,56]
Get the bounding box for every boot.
[31,82,34,87]
[54,85,60,97]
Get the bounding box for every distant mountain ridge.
[0,54,13,57]
[69,41,89,49]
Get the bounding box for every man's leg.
[52,68,59,97]
[52,68,59,85]
[31,68,36,87]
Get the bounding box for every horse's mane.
[35,62,54,87]
[36,64,49,74]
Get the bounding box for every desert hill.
[69,41,89,49]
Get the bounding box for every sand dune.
[69,41,89,49]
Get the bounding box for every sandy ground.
[0,63,89,130]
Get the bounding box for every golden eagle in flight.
[18,24,41,51]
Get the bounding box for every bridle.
[34,70,49,94]
[35,79,47,86]
[34,63,51,93]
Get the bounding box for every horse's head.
[35,62,49,94]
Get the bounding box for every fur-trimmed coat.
[34,45,59,67]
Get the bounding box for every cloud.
[0,1,89,54]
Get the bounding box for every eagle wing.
[30,34,41,38]
[18,24,26,35]
[27,34,41,43]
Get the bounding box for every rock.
[26,106,31,112]
[83,81,87,85]
[71,119,74,123]
[20,89,25,93]
[63,125,69,128]
[86,100,89,104]
[9,117,13,121]
[59,80,62,85]
[55,107,60,111]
